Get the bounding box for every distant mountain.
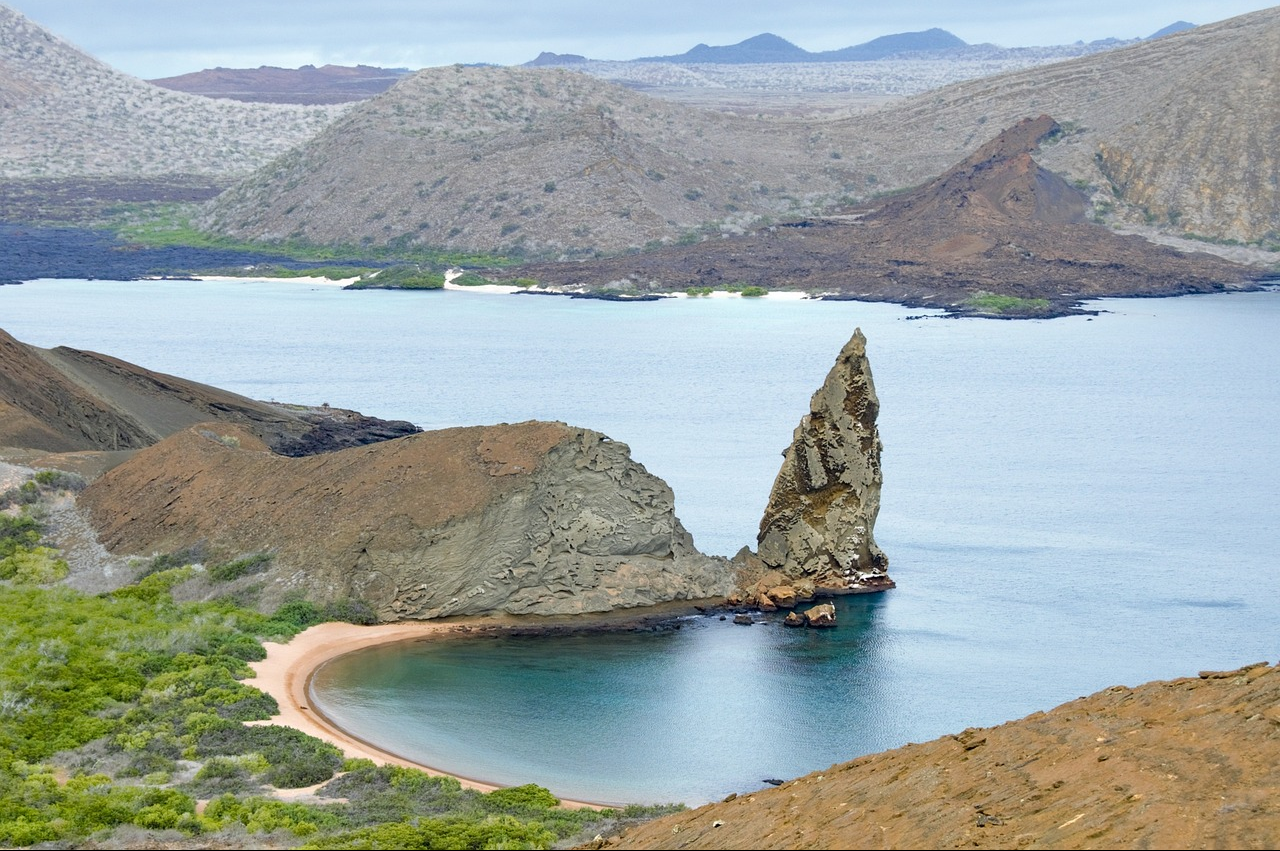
[636,28,967,64]
[1148,21,1197,38]
[816,28,968,60]
[148,64,413,105]
[525,51,588,66]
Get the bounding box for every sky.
[5,1,1276,79]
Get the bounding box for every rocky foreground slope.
[598,661,1280,850]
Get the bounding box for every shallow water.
[3,280,1279,805]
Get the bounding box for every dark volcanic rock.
[0,223,372,281]
[147,64,412,105]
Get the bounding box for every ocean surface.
[3,279,1279,806]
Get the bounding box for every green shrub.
[482,783,559,812]
[964,292,1052,314]
[0,547,68,585]
[208,553,273,582]
[0,515,40,558]
[739,286,768,297]
[450,272,493,287]
[134,543,207,579]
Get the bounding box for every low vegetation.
[0,472,681,848]
[343,265,446,289]
[964,291,1053,315]
[109,202,518,274]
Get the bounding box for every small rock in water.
[763,778,784,786]
[733,613,754,625]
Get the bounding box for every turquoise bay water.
[3,280,1279,805]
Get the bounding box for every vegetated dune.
[197,7,1280,255]
[598,662,1280,850]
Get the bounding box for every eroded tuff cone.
[756,328,892,594]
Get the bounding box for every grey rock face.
[349,429,736,620]
[756,328,892,593]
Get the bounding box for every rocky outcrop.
[600,662,1280,850]
[755,328,891,594]
[0,328,418,459]
[78,420,734,620]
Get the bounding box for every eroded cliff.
[78,420,734,619]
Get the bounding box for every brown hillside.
[502,116,1260,315]
[0,327,417,457]
[599,661,1280,850]
[834,6,1280,243]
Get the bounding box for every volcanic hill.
[194,7,1280,256]
[499,116,1260,315]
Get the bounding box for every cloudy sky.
[5,1,1274,79]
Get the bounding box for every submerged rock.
[755,328,892,594]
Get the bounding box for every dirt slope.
[599,662,1280,850]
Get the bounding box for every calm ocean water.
[3,279,1279,805]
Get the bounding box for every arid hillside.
[196,64,854,255]
[195,6,1280,255]
[598,661,1280,850]
[0,5,343,180]
[830,5,1280,244]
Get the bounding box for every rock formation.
[755,328,891,594]
[78,420,734,620]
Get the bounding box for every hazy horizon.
[3,1,1275,79]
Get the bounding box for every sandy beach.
[246,620,605,808]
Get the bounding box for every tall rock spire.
[756,328,892,593]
